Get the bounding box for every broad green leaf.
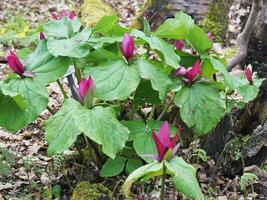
[93,15,119,34]
[136,60,172,100]
[45,99,81,155]
[186,24,212,55]
[89,35,122,49]
[73,104,130,158]
[126,159,143,174]
[209,56,234,90]
[47,28,92,58]
[123,120,177,162]
[25,41,71,84]
[131,29,180,69]
[123,161,163,198]
[0,78,48,132]
[174,82,226,135]
[86,48,120,65]
[43,18,74,39]
[234,74,264,102]
[154,12,193,39]
[165,156,204,200]
[134,80,161,106]
[201,58,216,78]
[85,60,141,101]
[100,156,127,177]
[0,87,26,110]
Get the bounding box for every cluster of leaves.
[0,11,264,199]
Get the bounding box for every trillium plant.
[0,10,264,199]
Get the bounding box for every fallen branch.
[227,0,263,71]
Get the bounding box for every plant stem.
[160,163,166,200]
[83,134,103,169]
[157,95,174,121]
[251,183,256,200]
[56,79,68,99]
[148,105,156,120]
[46,106,55,115]
[73,58,82,83]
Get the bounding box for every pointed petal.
[158,121,170,146]
[208,32,214,41]
[122,33,135,60]
[51,12,58,20]
[39,32,45,40]
[168,132,179,149]
[175,40,184,50]
[152,132,166,161]
[78,78,87,99]
[173,67,187,77]
[69,10,76,20]
[7,51,24,75]
[172,143,180,156]
[244,66,253,84]
[60,9,67,18]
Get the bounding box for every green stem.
[157,95,174,121]
[46,106,55,115]
[160,163,166,200]
[56,79,68,99]
[73,58,82,83]
[148,105,156,120]
[251,183,256,200]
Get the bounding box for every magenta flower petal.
[168,132,179,149]
[39,32,45,40]
[69,10,76,20]
[185,60,201,82]
[122,33,134,60]
[152,132,166,161]
[173,67,187,77]
[244,67,253,84]
[158,121,170,146]
[7,51,25,75]
[208,32,214,41]
[78,76,95,100]
[51,12,58,20]
[175,40,184,50]
[60,9,67,18]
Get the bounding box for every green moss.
[223,47,237,60]
[202,0,231,43]
[81,0,117,27]
[71,182,110,200]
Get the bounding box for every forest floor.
[0,0,264,200]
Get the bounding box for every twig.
[227,0,263,71]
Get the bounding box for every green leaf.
[85,60,141,101]
[174,82,226,135]
[43,18,80,39]
[176,51,199,67]
[136,60,172,100]
[165,156,204,200]
[134,80,161,106]
[0,78,48,132]
[186,24,212,55]
[131,29,180,69]
[73,104,130,158]
[209,56,234,90]
[93,15,119,34]
[47,28,92,58]
[45,99,81,155]
[89,35,122,49]
[123,161,163,198]
[241,172,258,191]
[100,156,127,177]
[154,12,193,39]
[126,159,143,174]
[25,41,71,84]
[234,74,264,102]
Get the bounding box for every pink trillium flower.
[175,40,184,50]
[173,59,202,83]
[78,76,95,101]
[39,32,45,40]
[51,9,76,20]
[244,66,253,85]
[7,51,25,76]
[122,33,135,61]
[151,121,180,161]
[208,32,214,41]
